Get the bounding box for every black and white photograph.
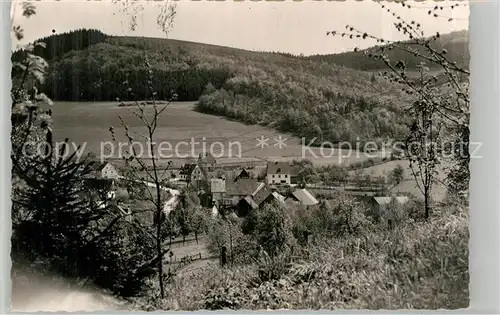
[10,0,470,311]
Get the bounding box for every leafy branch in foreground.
[327,2,470,214]
[110,57,179,299]
[10,2,168,297]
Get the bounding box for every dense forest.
[306,30,469,71]
[13,28,467,145]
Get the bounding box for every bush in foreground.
[152,204,468,310]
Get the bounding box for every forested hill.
[12,29,108,61]
[306,30,469,71]
[18,28,468,145]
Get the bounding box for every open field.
[347,159,450,201]
[52,101,389,167]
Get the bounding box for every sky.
[11,0,469,55]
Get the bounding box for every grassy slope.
[140,206,468,310]
[347,159,450,201]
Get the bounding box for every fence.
[169,237,204,248]
[168,252,213,264]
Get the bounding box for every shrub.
[256,246,293,282]
[156,204,468,310]
[242,203,297,257]
[301,194,374,240]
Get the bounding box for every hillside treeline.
[36,34,410,145]
[11,29,108,89]
[306,30,469,71]
[11,29,108,63]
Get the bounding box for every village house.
[210,178,226,207]
[211,205,219,217]
[222,177,261,207]
[209,176,261,208]
[191,164,207,182]
[82,161,120,194]
[235,168,251,180]
[178,163,207,184]
[368,195,410,219]
[266,161,294,185]
[236,183,286,216]
[178,163,196,182]
[86,161,120,180]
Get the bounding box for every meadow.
[51,101,384,166]
[347,160,450,201]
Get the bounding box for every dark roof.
[225,178,260,196]
[89,161,109,172]
[267,161,293,175]
[241,196,259,210]
[236,168,251,179]
[179,163,197,175]
[252,185,273,205]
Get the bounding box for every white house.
[210,178,226,207]
[87,161,119,180]
[191,165,206,182]
[266,161,293,185]
[369,195,410,214]
[178,163,207,183]
[101,162,119,179]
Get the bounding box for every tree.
[11,5,162,296]
[328,3,470,215]
[173,187,201,244]
[110,58,176,299]
[11,1,181,299]
[112,0,176,36]
[191,208,209,244]
[243,203,295,257]
[405,69,443,218]
[292,159,317,184]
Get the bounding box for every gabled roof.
[252,185,273,205]
[89,161,110,172]
[373,196,394,205]
[267,161,293,175]
[226,178,260,196]
[210,178,226,193]
[192,164,209,180]
[252,182,266,197]
[291,188,319,206]
[236,168,251,179]
[211,205,219,217]
[271,192,287,206]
